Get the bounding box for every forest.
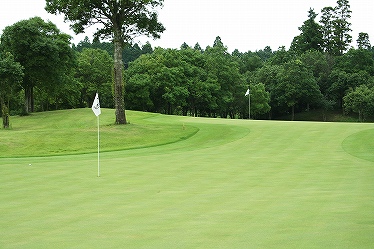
[1,0,374,128]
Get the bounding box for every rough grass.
[1,110,374,248]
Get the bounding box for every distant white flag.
[245,89,250,96]
[91,93,101,116]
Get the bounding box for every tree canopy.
[0,52,23,128]
[1,17,75,114]
[1,0,374,127]
[45,0,165,124]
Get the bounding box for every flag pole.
[246,86,250,119]
[97,115,100,177]
[248,89,251,120]
[92,92,101,177]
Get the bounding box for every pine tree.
[333,0,352,55]
[357,32,371,50]
[320,0,352,55]
[291,8,323,54]
[320,6,335,54]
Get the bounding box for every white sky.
[0,0,373,52]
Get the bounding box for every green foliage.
[74,37,154,69]
[0,52,24,128]
[45,0,165,43]
[300,50,332,94]
[343,85,374,121]
[233,50,263,74]
[357,32,371,50]
[291,8,323,54]
[46,0,165,124]
[320,6,335,54]
[320,0,352,55]
[204,40,243,118]
[248,83,271,118]
[1,0,374,122]
[125,39,252,118]
[333,0,352,55]
[328,69,373,108]
[0,17,75,113]
[335,48,374,74]
[268,46,295,65]
[76,48,114,108]
[274,60,322,120]
[255,46,274,62]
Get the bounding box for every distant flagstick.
[245,88,250,119]
[92,93,101,177]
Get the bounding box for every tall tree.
[1,17,75,114]
[123,43,143,68]
[0,52,24,128]
[205,38,242,118]
[194,43,203,52]
[332,0,352,55]
[247,83,271,119]
[141,42,153,54]
[255,46,273,62]
[180,42,189,50]
[46,0,165,124]
[356,32,371,50]
[320,6,335,54]
[275,60,322,120]
[255,64,282,118]
[74,36,92,52]
[290,8,323,54]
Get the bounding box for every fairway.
[1,109,374,248]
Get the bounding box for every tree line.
[1,0,374,128]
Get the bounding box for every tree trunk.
[24,86,34,114]
[291,105,295,121]
[113,36,127,124]
[1,97,10,129]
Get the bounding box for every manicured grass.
[0,109,198,157]
[1,110,374,248]
[342,128,374,162]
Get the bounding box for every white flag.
[245,89,250,96]
[91,93,101,116]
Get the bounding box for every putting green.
[342,128,374,162]
[1,110,374,248]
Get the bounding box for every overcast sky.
[0,0,373,52]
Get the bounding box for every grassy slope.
[0,109,198,157]
[1,110,374,248]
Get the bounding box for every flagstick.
[92,92,101,177]
[97,115,100,177]
[248,92,251,120]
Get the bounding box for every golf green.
[1,109,373,248]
